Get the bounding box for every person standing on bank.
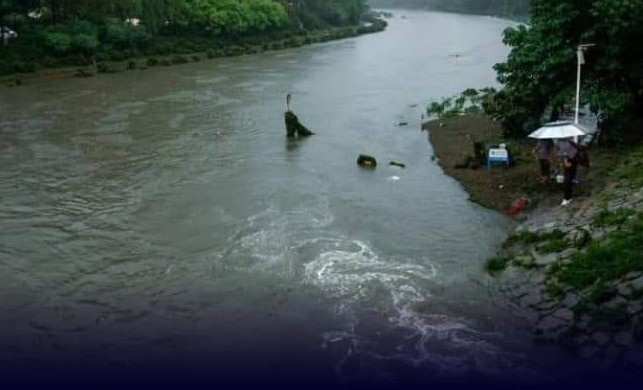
[559,138,579,207]
[533,139,554,183]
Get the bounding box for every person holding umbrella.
[558,138,580,206]
[532,138,554,183]
[528,121,587,207]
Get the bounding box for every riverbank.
[425,114,563,212]
[1,21,386,87]
[427,113,643,371]
[425,113,628,213]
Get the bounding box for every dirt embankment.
[425,114,604,214]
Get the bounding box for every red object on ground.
[507,198,529,216]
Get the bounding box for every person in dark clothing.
[559,138,579,206]
[532,139,554,183]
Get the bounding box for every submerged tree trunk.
[284,110,314,137]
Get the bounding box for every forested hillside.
[366,0,529,16]
[0,0,375,75]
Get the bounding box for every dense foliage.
[366,0,529,17]
[0,0,369,73]
[489,0,643,142]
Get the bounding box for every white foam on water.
[306,240,550,382]
[246,201,335,231]
[304,242,436,309]
[217,201,335,270]
[387,175,400,181]
[215,202,548,382]
[238,228,286,265]
[385,286,550,380]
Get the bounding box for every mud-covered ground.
[425,114,608,215]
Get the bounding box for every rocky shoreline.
[496,185,643,369]
[427,114,643,371]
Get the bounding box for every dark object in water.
[398,122,408,126]
[357,154,377,168]
[389,161,405,168]
[284,110,314,137]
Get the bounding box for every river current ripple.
[0,10,596,384]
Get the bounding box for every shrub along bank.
[2,19,386,86]
[0,0,385,80]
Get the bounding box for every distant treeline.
[1,1,377,75]
[366,0,529,17]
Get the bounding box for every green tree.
[1,0,375,74]
[288,0,365,28]
[366,0,529,16]
[187,0,288,37]
[0,0,11,26]
[491,0,643,141]
[140,0,188,33]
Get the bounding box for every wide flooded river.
[0,10,591,384]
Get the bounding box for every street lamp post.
[574,43,595,125]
